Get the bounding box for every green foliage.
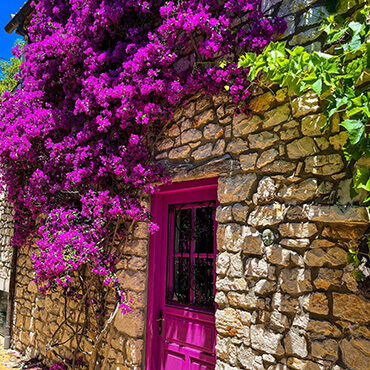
[239,7,370,280]
[0,39,23,95]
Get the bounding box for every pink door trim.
[145,178,218,370]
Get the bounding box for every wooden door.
[146,178,217,370]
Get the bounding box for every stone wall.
[12,222,148,368]
[0,192,14,293]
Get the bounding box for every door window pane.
[166,201,216,309]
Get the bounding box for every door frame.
[145,177,218,370]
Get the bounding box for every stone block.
[226,138,249,154]
[307,320,341,338]
[280,268,312,294]
[215,308,250,338]
[245,258,269,279]
[127,256,146,271]
[290,27,322,46]
[123,239,148,257]
[212,139,226,157]
[256,148,279,168]
[240,152,258,171]
[305,154,344,175]
[228,291,258,310]
[243,234,264,256]
[253,177,278,204]
[310,239,335,249]
[340,338,370,370]
[238,346,264,369]
[216,206,233,223]
[273,293,300,314]
[228,253,243,278]
[118,270,146,292]
[157,138,174,151]
[280,120,300,141]
[322,224,368,240]
[266,245,293,267]
[231,203,249,222]
[284,328,308,358]
[218,174,257,203]
[216,277,247,291]
[195,96,213,112]
[332,293,370,324]
[269,311,289,332]
[280,238,310,250]
[278,179,317,203]
[250,324,284,356]
[291,91,320,118]
[304,247,347,267]
[181,129,202,144]
[311,339,338,362]
[286,358,321,370]
[248,203,287,227]
[249,92,275,113]
[248,131,280,150]
[217,224,258,253]
[194,109,215,126]
[255,279,276,296]
[260,160,296,174]
[279,223,318,238]
[315,137,330,150]
[125,338,143,365]
[313,268,342,290]
[306,293,329,315]
[183,102,195,117]
[330,131,348,150]
[287,137,319,159]
[114,310,145,337]
[204,123,223,140]
[303,205,369,224]
[233,115,262,137]
[192,143,213,161]
[168,145,191,160]
[263,104,291,128]
[299,6,329,27]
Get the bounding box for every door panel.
[146,178,217,370]
[164,309,215,352]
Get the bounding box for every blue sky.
[0,0,28,60]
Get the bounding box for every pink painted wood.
[146,178,218,370]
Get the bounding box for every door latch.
[156,309,164,336]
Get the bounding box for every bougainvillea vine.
[0,0,285,366]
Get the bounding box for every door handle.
[156,309,165,336]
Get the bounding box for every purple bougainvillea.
[0,0,285,314]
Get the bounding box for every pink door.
[146,178,217,370]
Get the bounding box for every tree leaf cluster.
[0,39,23,95]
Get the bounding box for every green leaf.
[341,119,365,145]
[353,270,365,281]
[349,21,365,36]
[311,78,323,95]
[353,168,370,192]
[348,34,363,51]
[347,106,364,117]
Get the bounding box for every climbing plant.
[239,6,370,281]
[0,1,285,368]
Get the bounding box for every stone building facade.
[4,0,370,369]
